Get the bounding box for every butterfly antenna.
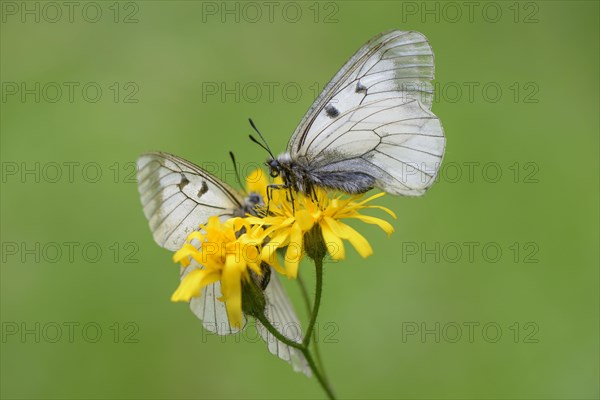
[229,151,245,192]
[248,135,271,155]
[248,118,275,159]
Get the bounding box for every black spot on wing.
[355,82,367,93]
[178,174,189,190]
[198,181,208,198]
[324,104,340,118]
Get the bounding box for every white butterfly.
[265,30,445,196]
[136,152,310,376]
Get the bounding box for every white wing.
[137,152,243,251]
[288,30,445,195]
[299,97,444,196]
[137,152,246,335]
[181,262,246,335]
[257,271,311,376]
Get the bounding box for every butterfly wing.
[137,152,243,251]
[256,270,311,376]
[298,97,444,196]
[181,261,246,335]
[288,30,445,196]
[137,152,246,334]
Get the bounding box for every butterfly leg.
[310,184,318,203]
[287,187,296,214]
[266,185,272,213]
[266,184,288,213]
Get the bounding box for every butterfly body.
[269,152,376,194]
[235,192,264,217]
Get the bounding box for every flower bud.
[241,266,269,318]
[304,225,327,262]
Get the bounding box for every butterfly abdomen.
[275,154,376,194]
[308,170,375,194]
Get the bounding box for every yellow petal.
[265,229,291,249]
[361,204,397,219]
[185,231,205,243]
[173,243,201,266]
[231,217,248,233]
[284,223,304,278]
[321,217,345,260]
[355,191,386,206]
[337,222,373,258]
[170,269,220,302]
[348,215,395,236]
[261,244,285,275]
[242,245,262,275]
[284,246,302,279]
[222,254,243,328]
[261,217,295,237]
[244,215,268,226]
[205,215,222,230]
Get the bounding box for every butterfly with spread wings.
[263,30,445,197]
[136,152,310,376]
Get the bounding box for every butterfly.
[136,152,310,375]
[261,30,446,197]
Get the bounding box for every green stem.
[254,312,303,351]
[311,327,328,383]
[303,256,323,347]
[301,347,336,400]
[255,311,335,400]
[297,273,312,317]
[297,274,329,382]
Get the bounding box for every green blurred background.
[1,1,598,399]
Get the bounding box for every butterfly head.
[246,192,263,208]
[267,152,294,178]
[267,158,281,178]
[236,192,265,217]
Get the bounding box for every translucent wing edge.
[256,271,311,377]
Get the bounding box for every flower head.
[171,216,267,328]
[246,188,396,278]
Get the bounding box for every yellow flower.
[246,189,396,278]
[171,216,266,328]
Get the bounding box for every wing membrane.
[289,30,436,155]
[257,271,311,376]
[137,152,243,251]
[303,97,445,195]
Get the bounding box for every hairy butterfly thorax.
[268,152,376,196]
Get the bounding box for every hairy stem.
[303,256,323,347]
[301,347,336,399]
[254,311,335,399]
[297,274,329,382]
[297,273,312,317]
[254,312,303,351]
